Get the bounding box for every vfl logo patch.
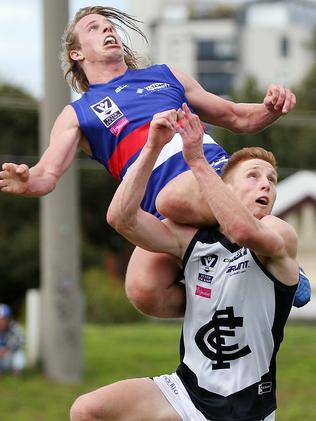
[195,285,212,299]
[198,254,218,284]
[200,254,218,273]
[90,97,125,128]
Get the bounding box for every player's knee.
[70,395,99,421]
[156,186,180,220]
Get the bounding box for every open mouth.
[104,36,117,46]
[256,197,269,206]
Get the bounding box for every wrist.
[188,155,210,171]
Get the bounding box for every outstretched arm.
[107,109,194,257]
[0,105,82,196]
[172,67,296,133]
[178,104,298,285]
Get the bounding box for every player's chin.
[254,207,270,220]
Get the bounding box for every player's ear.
[70,49,84,62]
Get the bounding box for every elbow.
[227,221,255,246]
[46,179,57,195]
[106,203,133,236]
[106,204,120,230]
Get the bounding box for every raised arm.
[172,67,296,134]
[107,110,195,257]
[0,105,82,196]
[178,104,298,285]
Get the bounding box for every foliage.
[213,75,316,178]
[0,85,131,314]
[0,323,315,421]
[81,268,144,323]
[0,86,39,314]
[1,52,316,313]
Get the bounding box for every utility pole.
[40,0,83,382]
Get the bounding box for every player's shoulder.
[163,219,198,255]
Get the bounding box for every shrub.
[81,268,145,323]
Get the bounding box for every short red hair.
[221,147,277,182]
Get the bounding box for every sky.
[0,0,127,99]
[0,0,252,99]
[1,0,315,99]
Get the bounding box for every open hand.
[0,163,30,194]
[178,103,205,165]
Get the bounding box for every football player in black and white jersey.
[70,104,298,421]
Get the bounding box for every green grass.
[0,321,315,421]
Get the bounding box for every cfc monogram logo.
[195,306,251,369]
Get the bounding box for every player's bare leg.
[70,378,182,421]
[156,170,216,226]
[126,247,185,318]
[126,170,216,318]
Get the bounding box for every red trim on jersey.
[108,122,151,180]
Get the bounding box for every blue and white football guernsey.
[176,227,297,421]
[71,64,228,217]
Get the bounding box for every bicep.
[118,210,184,257]
[171,67,237,127]
[39,106,82,177]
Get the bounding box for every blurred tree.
[213,72,316,178]
[0,84,131,315]
[0,85,39,314]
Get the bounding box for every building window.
[197,39,236,61]
[280,36,290,57]
[197,72,234,96]
[196,39,237,96]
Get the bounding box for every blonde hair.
[60,6,147,93]
[221,147,277,182]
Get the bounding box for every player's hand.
[263,84,296,114]
[148,109,178,149]
[0,163,30,194]
[178,103,205,165]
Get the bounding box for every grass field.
[0,321,315,421]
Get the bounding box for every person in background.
[0,304,25,376]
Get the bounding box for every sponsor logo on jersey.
[198,273,213,284]
[90,96,127,129]
[162,375,179,395]
[226,260,249,274]
[195,285,212,299]
[115,84,128,93]
[136,82,170,95]
[110,117,129,135]
[223,247,248,263]
[258,382,272,395]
